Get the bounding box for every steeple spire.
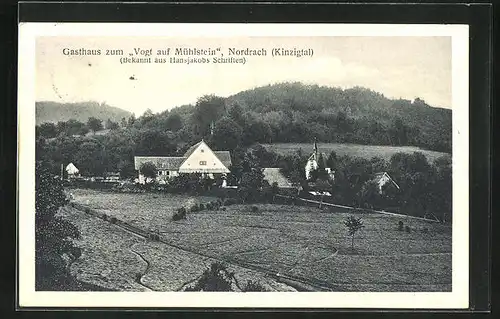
[314,138,318,159]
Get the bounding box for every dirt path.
[129,242,154,291]
[72,205,336,291]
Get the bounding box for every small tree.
[139,162,158,182]
[87,117,103,134]
[344,215,365,249]
[185,262,234,291]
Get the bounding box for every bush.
[221,207,227,211]
[135,273,142,283]
[422,227,429,233]
[212,200,220,209]
[185,262,234,291]
[251,206,259,213]
[70,246,82,259]
[398,221,404,231]
[173,207,187,221]
[84,207,90,213]
[102,214,108,221]
[190,204,199,212]
[149,233,160,241]
[110,217,117,224]
[242,280,267,292]
[224,198,238,206]
[405,225,411,233]
[199,203,205,211]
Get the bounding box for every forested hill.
[36,101,131,124]
[223,82,452,153]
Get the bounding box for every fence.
[273,194,441,223]
[70,202,153,239]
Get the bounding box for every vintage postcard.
[18,23,469,308]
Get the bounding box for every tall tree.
[37,123,58,138]
[35,162,80,290]
[139,162,158,182]
[211,117,242,151]
[87,117,103,134]
[191,95,226,138]
[165,113,183,132]
[105,119,119,130]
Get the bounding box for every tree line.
[246,144,452,222]
[36,117,123,139]
[36,88,451,179]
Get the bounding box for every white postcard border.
[18,23,469,309]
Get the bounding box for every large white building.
[134,140,231,184]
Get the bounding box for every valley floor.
[60,188,452,292]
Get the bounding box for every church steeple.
[313,138,318,159]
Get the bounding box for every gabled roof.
[183,140,204,158]
[213,151,232,168]
[134,156,186,170]
[65,163,79,174]
[372,172,400,190]
[134,140,232,171]
[307,152,328,166]
[263,168,293,188]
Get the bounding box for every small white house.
[65,163,79,178]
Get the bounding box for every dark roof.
[263,168,293,187]
[134,156,186,170]
[307,152,328,167]
[213,151,232,168]
[135,140,232,171]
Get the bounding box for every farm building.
[372,172,400,194]
[305,140,335,181]
[134,140,231,184]
[263,168,294,188]
[65,163,80,179]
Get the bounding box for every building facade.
[134,140,231,184]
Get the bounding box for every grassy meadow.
[67,189,452,292]
[262,143,451,162]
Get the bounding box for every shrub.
[84,207,90,213]
[190,204,199,212]
[242,280,267,292]
[199,203,205,211]
[251,206,259,213]
[110,217,117,224]
[172,207,187,221]
[212,200,220,209]
[422,227,429,233]
[398,221,404,231]
[224,198,239,206]
[135,273,142,283]
[221,207,227,211]
[149,233,160,241]
[405,225,411,233]
[70,246,82,259]
[185,262,234,291]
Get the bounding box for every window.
[199,161,207,166]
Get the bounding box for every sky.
[36,36,451,115]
